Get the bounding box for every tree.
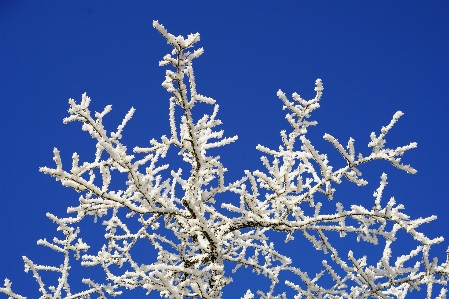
[1,21,448,299]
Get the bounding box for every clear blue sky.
[1,1,448,298]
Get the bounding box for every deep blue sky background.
[1,1,448,298]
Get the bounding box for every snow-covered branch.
[2,21,447,299]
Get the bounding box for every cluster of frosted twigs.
[2,21,448,299]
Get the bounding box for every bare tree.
[2,21,448,299]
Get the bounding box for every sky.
[1,1,449,298]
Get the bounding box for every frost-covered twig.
[1,213,120,299]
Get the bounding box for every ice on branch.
[2,21,447,299]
